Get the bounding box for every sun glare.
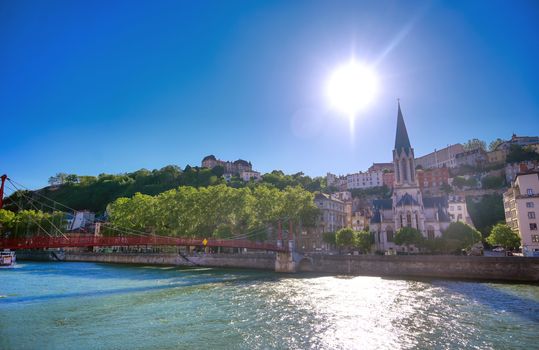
[327,61,379,116]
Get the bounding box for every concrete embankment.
[16,250,539,282]
[301,254,539,282]
[29,251,277,270]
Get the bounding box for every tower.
[393,101,417,188]
[391,102,424,232]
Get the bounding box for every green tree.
[440,183,453,195]
[354,230,373,253]
[486,223,521,250]
[466,194,505,237]
[463,138,486,151]
[322,231,336,246]
[506,144,539,163]
[335,227,355,248]
[481,176,505,189]
[452,176,467,190]
[442,222,482,251]
[488,138,504,151]
[394,227,424,251]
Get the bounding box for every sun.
[326,61,379,116]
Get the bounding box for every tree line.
[107,184,319,240]
[5,166,326,214]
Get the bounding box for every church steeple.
[394,101,412,155]
[392,101,417,187]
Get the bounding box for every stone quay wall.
[64,252,276,270]
[16,250,539,282]
[302,255,539,282]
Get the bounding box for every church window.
[386,228,394,242]
[427,227,435,240]
[406,213,412,227]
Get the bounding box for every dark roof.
[423,196,448,208]
[234,159,250,166]
[202,155,216,162]
[370,210,381,223]
[394,102,412,155]
[438,207,450,222]
[396,193,420,206]
[373,199,392,210]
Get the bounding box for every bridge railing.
[0,234,287,252]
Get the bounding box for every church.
[371,103,451,252]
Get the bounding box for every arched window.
[386,227,394,242]
[406,213,412,227]
[395,160,401,183]
[427,226,435,240]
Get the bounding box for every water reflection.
[1,262,538,350]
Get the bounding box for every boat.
[0,250,16,268]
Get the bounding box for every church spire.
[394,100,412,154]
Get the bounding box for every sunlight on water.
[1,262,539,349]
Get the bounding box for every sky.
[2,0,539,191]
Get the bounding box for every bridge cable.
[6,182,68,239]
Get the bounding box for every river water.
[1,262,538,349]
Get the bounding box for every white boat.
[0,250,16,268]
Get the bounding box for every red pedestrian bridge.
[0,234,287,252]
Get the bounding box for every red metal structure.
[0,174,7,209]
[0,234,287,252]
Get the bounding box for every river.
[1,262,538,349]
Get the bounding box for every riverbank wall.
[302,254,539,282]
[63,251,276,270]
[16,251,539,282]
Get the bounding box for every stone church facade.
[371,103,451,252]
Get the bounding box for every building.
[66,211,95,231]
[326,172,347,190]
[201,155,253,175]
[416,167,450,195]
[486,148,508,165]
[455,148,488,167]
[314,193,346,233]
[370,103,451,253]
[368,162,393,172]
[415,144,464,169]
[505,161,539,183]
[240,170,261,182]
[503,171,539,257]
[351,209,370,231]
[497,134,539,151]
[447,195,474,227]
[346,170,383,189]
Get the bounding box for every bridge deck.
[0,235,286,252]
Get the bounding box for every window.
[457,214,463,221]
[387,230,394,242]
[532,235,539,243]
[527,202,535,208]
[457,206,462,210]
[531,223,538,230]
[529,212,536,219]
[450,206,454,211]
[427,228,435,240]
[528,189,534,196]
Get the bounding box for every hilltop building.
[415,144,464,169]
[370,103,451,253]
[201,155,252,175]
[503,171,539,257]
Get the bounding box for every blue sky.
[2,0,539,191]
